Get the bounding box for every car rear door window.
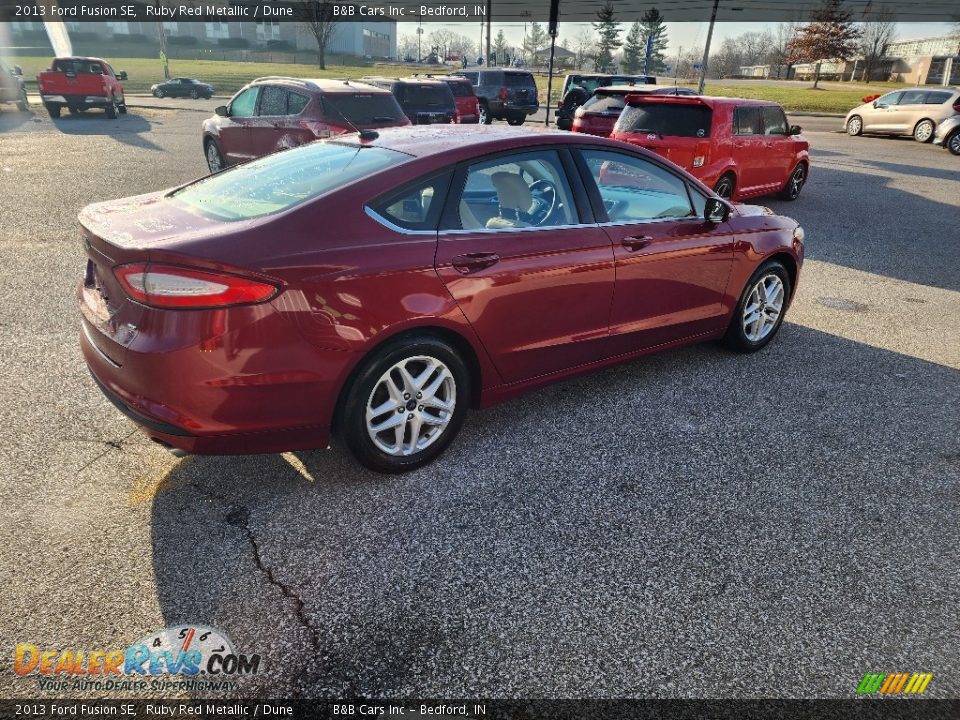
[369,172,453,231]
[580,149,694,222]
[899,90,928,105]
[734,106,762,135]
[762,106,788,135]
[258,86,287,116]
[287,91,309,115]
[230,87,259,117]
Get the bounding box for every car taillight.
[498,86,508,100]
[114,263,278,309]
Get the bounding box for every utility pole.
[674,45,681,85]
[156,0,169,79]
[698,0,720,95]
[485,0,491,65]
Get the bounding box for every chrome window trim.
[364,205,437,236]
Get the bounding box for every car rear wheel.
[947,130,960,156]
[846,115,863,136]
[205,139,225,173]
[506,113,525,126]
[105,97,118,119]
[913,119,934,143]
[479,102,492,125]
[342,336,470,473]
[713,173,736,200]
[723,261,792,353]
[154,89,164,98]
[45,103,60,119]
[777,163,806,201]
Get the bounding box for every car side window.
[876,91,904,107]
[287,92,309,115]
[580,149,694,223]
[258,86,287,116]
[369,172,452,231]
[734,106,762,135]
[925,91,952,104]
[899,90,928,105]
[762,107,788,135]
[230,87,259,117]
[451,150,578,231]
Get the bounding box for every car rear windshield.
[52,59,102,74]
[403,84,452,106]
[168,143,409,221]
[615,103,713,137]
[447,81,474,97]
[323,93,406,124]
[504,73,535,87]
[581,93,628,114]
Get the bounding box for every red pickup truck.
[37,57,128,119]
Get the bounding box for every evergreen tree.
[639,8,669,74]
[592,1,622,71]
[787,0,861,88]
[493,29,510,66]
[523,21,549,61]
[623,22,644,73]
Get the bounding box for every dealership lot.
[0,106,957,697]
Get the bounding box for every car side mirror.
[789,124,802,135]
[13,65,23,76]
[872,100,880,108]
[705,197,730,224]
[215,105,229,117]
[118,70,128,81]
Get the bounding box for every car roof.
[626,94,782,108]
[363,76,449,85]
[54,56,108,63]
[250,77,389,94]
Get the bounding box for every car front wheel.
[777,163,806,201]
[947,130,960,156]
[913,119,934,143]
[154,89,164,98]
[205,139,225,173]
[723,261,792,353]
[847,115,862,136]
[342,336,470,473]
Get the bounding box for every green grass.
[16,55,450,95]
[18,54,897,113]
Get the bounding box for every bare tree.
[858,10,896,83]
[787,0,861,89]
[769,22,800,78]
[573,28,594,70]
[738,30,774,66]
[301,2,340,70]
[712,37,743,79]
[398,34,418,62]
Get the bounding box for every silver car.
[933,115,960,155]
[844,87,960,142]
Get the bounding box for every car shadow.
[48,110,164,151]
[148,324,959,697]
[763,163,959,292]
[0,107,37,132]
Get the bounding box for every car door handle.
[621,236,653,251]
[451,252,500,274]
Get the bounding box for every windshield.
[581,93,628,114]
[403,85,452,106]
[505,73,535,87]
[615,103,713,138]
[323,94,406,125]
[169,143,409,221]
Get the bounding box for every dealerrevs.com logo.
[857,672,934,695]
[14,625,261,692]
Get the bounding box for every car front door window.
[581,151,693,222]
[229,87,259,117]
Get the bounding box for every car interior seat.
[486,172,533,229]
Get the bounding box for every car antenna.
[323,95,379,142]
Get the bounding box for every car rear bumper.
[79,290,353,455]
[489,100,539,115]
[42,93,112,107]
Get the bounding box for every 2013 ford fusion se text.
[78,126,804,473]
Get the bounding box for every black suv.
[361,77,456,125]
[451,68,539,125]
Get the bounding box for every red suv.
[432,75,481,124]
[202,77,410,173]
[572,86,698,137]
[611,95,810,201]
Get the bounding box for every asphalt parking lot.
[0,104,957,699]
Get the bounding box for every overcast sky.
[396,21,953,57]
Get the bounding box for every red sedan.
[79,126,804,473]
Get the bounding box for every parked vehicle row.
[78,126,804,472]
[450,68,540,125]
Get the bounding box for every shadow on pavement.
[48,110,164,151]
[149,324,960,697]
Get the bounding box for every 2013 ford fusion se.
[78,126,804,473]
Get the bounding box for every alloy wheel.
[714,176,734,200]
[948,132,960,156]
[206,143,223,173]
[742,274,785,343]
[787,165,805,199]
[914,120,934,143]
[847,117,862,136]
[365,355,456,457]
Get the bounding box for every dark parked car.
[413,74,480,123]
[151,77,214,99]
[555,73,657,128]
[569,85,700,136]
[451,68,539,125]
[361,77,456,125]
[79,126,804,472]
[201,76,409,173]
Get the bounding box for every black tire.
[479,102,492,125]
[506,113,525,126]
[155,89,164,98]
[713,173,736,200]
[45,104,60,118]
[105,97,118,119]
[722,261,792,353]
[341,336,470,473]
[16,87,29,112]
[946,129,960,156]
[913,119,934,143]
[67,105,82,116]
[777,162,807,201]
[846,115,863,136]
[204,139,225,173]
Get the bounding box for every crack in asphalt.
[75,429,138,475]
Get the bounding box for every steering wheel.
[527,179,558,226]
